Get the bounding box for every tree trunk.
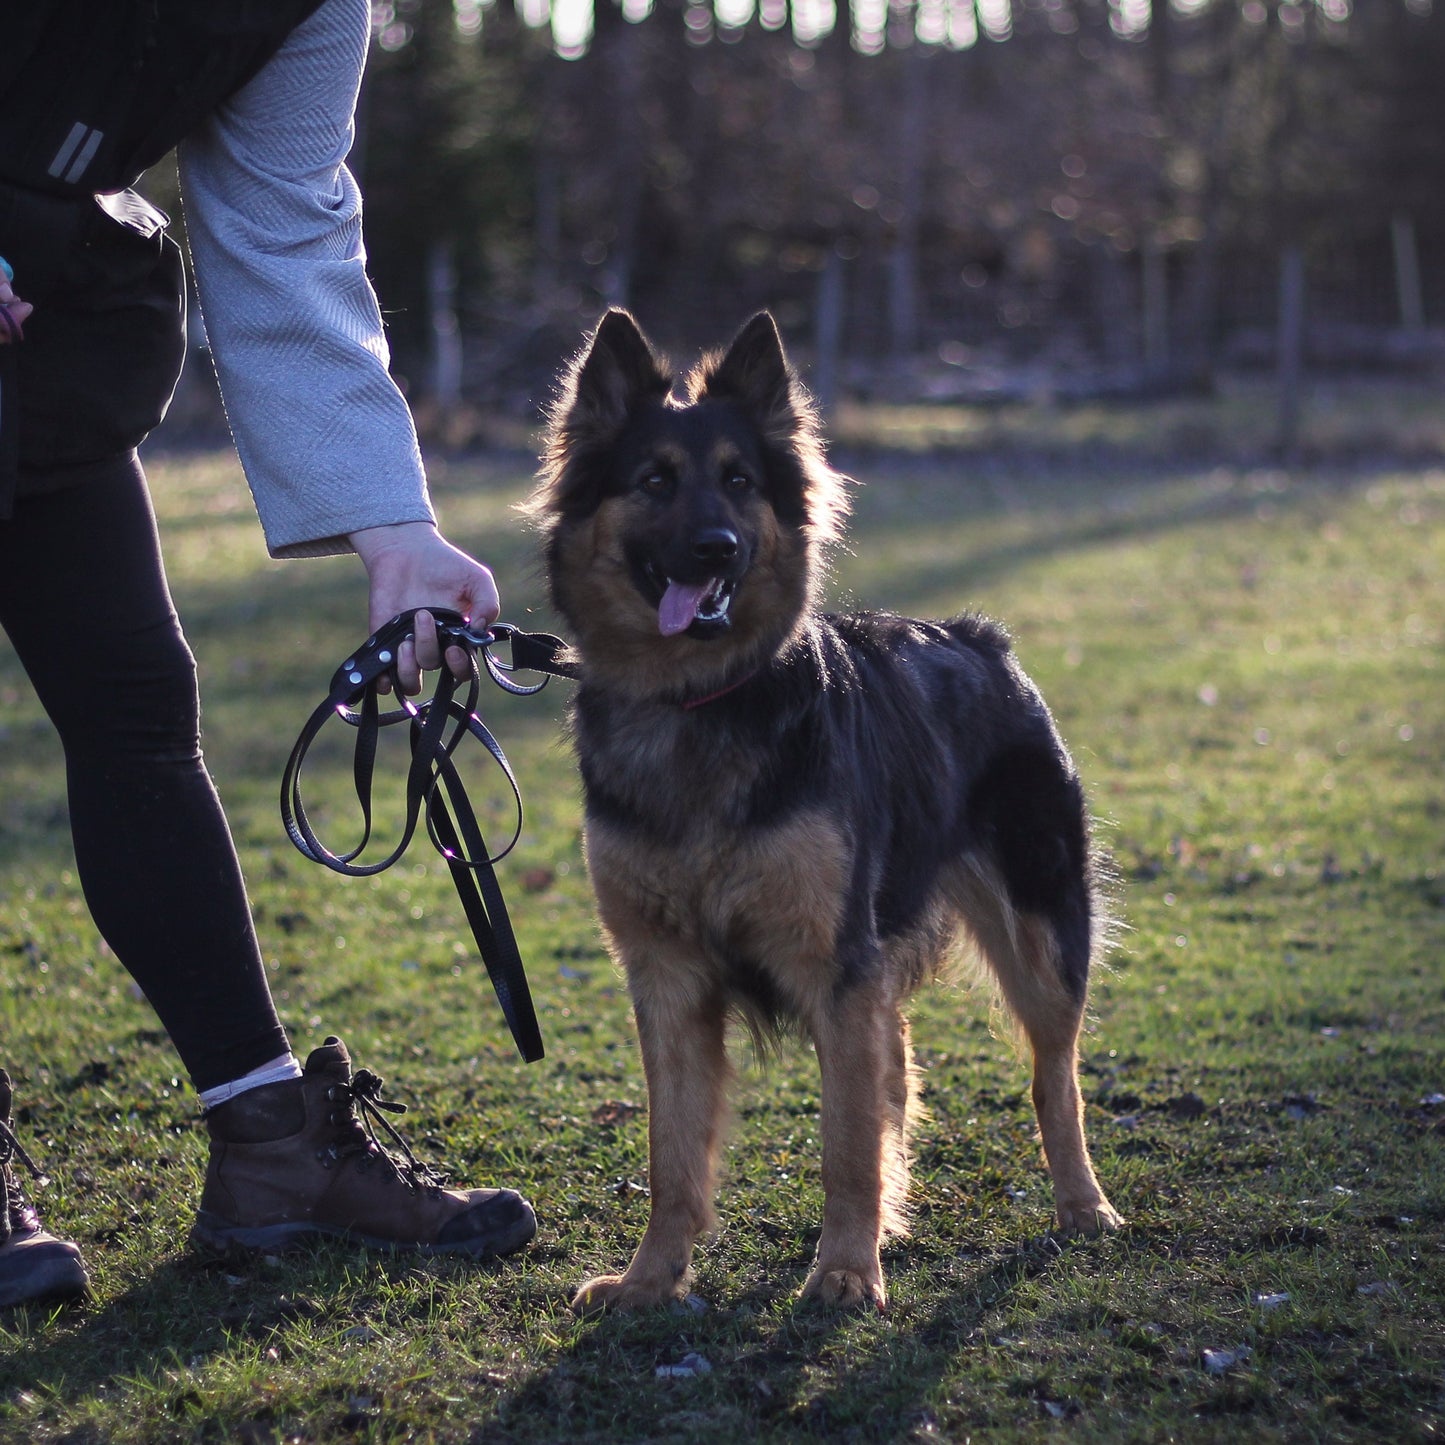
[532,57,565,306]
[888,47,928,363]
[591,0,646,310]
[428,239,463,411]
[1141,237,1169,377]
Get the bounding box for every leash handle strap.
[281,610,570,1063]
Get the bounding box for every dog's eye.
[639,471,672,497]
[725,472,752,494]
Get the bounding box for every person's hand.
[348,521,500,693]
[0,264,33,343]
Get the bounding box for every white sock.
[200,1053,303,1111]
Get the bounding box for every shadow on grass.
[496,1232,1085,1441]
[0,1244,531,1424]
[1,1255,239,1398]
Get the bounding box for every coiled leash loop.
[282,609,575,1063]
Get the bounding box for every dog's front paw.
[801,1264,886,1311]
[1055,1197,1124,1236]
[572,1272,680,1316]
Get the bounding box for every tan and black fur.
[530,309,1122,1313]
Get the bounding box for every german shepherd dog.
[529,310,1122,1313]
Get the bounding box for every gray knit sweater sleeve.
[177,0,435,559]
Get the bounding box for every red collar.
[681,671,758,711]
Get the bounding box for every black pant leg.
[0,454,289,1090]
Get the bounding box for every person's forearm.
[178,0,434,558]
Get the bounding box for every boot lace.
[1,1111,50,1238]
[327,1069,448,1190]
[0,1114,50,1190]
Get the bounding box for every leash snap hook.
[477,622,553,697]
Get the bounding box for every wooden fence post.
[813,246,845,418]
[1276,244,1306,462]
[1391,214,1425,332]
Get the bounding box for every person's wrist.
[348,520,438,566]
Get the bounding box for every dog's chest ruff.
[584,790,850,1007]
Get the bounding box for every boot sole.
[188,1202,537,1261]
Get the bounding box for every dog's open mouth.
[648,566,737,638]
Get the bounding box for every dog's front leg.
[802,977,895,1310]
[573,980,729,1315]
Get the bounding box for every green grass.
[1,388,1442,1442]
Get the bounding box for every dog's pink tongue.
[658,580,712,637]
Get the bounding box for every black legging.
[0,453,289,1091]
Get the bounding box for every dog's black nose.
[692,528,739,564]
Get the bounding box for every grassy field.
[1,381,1442,1442]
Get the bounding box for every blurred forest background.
[173,0,1445,434]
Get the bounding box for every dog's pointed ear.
[568,309,671,434]
[696,313,812,448]
[702,312,794,424]
[534,310,672,522]
[689,312,849,552]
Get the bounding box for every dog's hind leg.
[955,862,1122,1236]
[573,976,731,1314]
[801,977,905,1310]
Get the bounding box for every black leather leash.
[281,609,577,1063]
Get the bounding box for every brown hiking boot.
[189,1037,536,1259]
[0,1070,89,1309]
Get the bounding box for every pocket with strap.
[6,186,186,485]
